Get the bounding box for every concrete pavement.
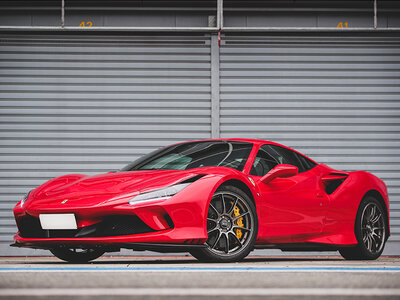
[1,255,400,299]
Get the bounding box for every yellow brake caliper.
[233,205,243,240]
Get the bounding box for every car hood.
[28,169,205,208]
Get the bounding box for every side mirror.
[260,164,298,184]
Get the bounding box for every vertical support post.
[217,0,223,29]
[211,34,220,139]
[374,0,377,29]
[61,0,65,28]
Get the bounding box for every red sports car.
[12,139,389,262]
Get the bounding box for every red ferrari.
[12,139,389,262]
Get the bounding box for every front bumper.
[13,200,207,249]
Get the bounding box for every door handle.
[316,192,324,198]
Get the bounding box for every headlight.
[20,191,31,208]
[128,183,190,205]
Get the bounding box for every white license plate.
[39,214,77,230]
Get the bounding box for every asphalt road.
[1,255,400,299]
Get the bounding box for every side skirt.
[254,243,343,252]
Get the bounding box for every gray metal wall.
[1,1,399,29]
[220,33,400,254]
[0,31,399,255]
[0,33,212,255]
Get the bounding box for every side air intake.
[321,173,349,195]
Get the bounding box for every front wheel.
[339,196,387,260]
[190,185,258,263]
[50,247,104,263]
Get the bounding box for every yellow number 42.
[79,21,93,27]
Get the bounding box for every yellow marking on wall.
[337,22,348,28]
[79,21,93,27]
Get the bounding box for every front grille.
[17,214,156,238]
[84,215,155,237]
[17,214,47,238]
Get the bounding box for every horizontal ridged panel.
[0,33,211,252]
[220,34,400,254]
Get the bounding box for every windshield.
[121,141,253,172]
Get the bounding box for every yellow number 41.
[337,22,348,28]
[79,21,93,27]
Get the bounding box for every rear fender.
[326,171,389,224]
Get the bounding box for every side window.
[250,144,316,176]
[295,152,317,171]
[268,145,306,173]
[250,145,280,176]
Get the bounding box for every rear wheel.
[339,196,387,260]
[190,185,258,263]
[50,247,104,263]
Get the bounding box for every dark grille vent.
[88,215,155,237]
[17,214,46,238]
[17,214,155,238]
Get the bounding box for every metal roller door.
[0,33,212,255]
[220,33,400,254]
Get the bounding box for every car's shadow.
[21,256,344,265]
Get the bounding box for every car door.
[248,144,327,244]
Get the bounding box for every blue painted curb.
[1,266,400,271]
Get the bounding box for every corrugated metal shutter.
[0,33,211,255]
[220,33,400,255]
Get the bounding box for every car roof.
[176,138,318,164]
[184,138,280,146]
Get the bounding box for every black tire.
[50,247,104,263]
[190,185,258,263]
[339,196,387,260]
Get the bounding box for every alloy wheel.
[361,202,385,254]
[206,191,254,256]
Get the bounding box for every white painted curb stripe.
[1,288,400,296]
